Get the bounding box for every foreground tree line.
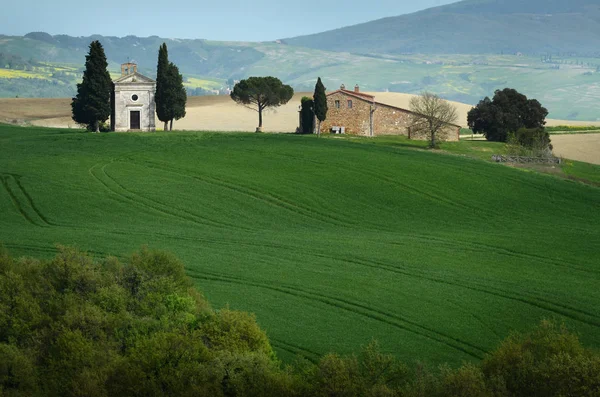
[1,247,599,396]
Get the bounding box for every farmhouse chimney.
[340,84,346,90]
[121,62,138,76]
[354,84,360,93]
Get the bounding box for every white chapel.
[111,63,156,132]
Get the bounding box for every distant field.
[0,97,72,123]
[552,134,600,165]
[0,69,49,79]
[184,77,224,91]
[4,92,600,130]
[1,124,599,366]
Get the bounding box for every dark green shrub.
[0,247,284,396]
[482,320,600,397]
[300,96,314,134]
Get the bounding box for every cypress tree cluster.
[71,41,112,132]
[155,43,187,131]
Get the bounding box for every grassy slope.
[1,124,599,366]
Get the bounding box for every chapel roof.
[113,72,156,84]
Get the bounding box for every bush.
[300,96,314,134]
[85,121,110,132]
[0,247,285,396]
[482,320,600,397]
[506,127,553,157]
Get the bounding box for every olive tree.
[409,92,458,148]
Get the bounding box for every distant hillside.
[1,32,600,121]
[283,0,600,55]
[1,33,264,78]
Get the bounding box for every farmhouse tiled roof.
[327,89,375,101]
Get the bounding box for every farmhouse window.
[335,100,340,109]
[348,100,353,108]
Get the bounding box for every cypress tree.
[313,77,328,136]
[71,41,112,132]
[166,62,187,131]
[155,43,170,131]
[155,43,187,131]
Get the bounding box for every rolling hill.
[283,0,600,55]
[1,124,599,365]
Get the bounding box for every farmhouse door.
[130,111,141,130]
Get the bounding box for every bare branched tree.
[409,92,458,148]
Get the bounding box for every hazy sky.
[2,0,458,41]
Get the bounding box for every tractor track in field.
[3,243,58,255]
[90,224,600,327]
[444,297,504,339]
[388,233,600,275]
[270,338,320,363]
[131,158,357,229]
[100,162,249,231]
[3,242,114,259]
[0,173,52,227]
[186,233,595,333]
[342,163,475,213]
[88,161,251,231]
[359,160,588,227]
[188,269,487,360]
[315,252,600,329]
[108,224,598,327]
[248,251,503,341]
[357,168,501,223]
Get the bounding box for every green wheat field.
[1,124,599,366]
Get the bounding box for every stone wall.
[320,90,459,140]
[373,103,412,136]
[320,91,374,136]
[113,82,156,132]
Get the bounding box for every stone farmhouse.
[111,63,156,132]
[320,85,460,141]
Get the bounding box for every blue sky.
[2,0,458,41]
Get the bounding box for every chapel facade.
[111,63,156,132]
